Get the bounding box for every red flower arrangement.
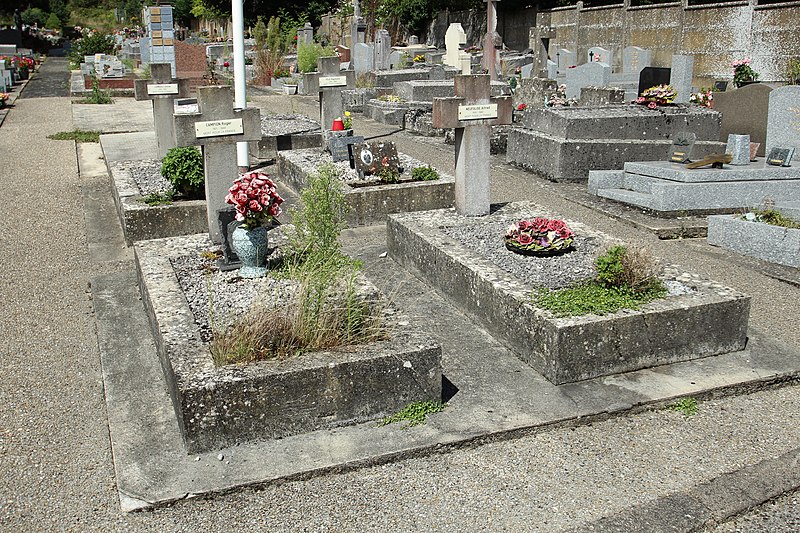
[516,103,527,111]
[505,218,575,255]
[225,171,284,229]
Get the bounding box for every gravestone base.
[342,88,379,113]
[365,98,411,126]
[248,115,322,160]
[707,215,800,268]
[387,203,751,385]
[135,233,443,453]
[589,161,800,214]
[277,148,455,226]
[508,130,725,181]
[506,105,724,181]
[444,125,510,155]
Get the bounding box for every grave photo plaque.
[330,135,365,164]
[353,141,402,177]
[766,147,795,167]
[670,132,696,163]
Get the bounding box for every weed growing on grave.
[377,166,400,184]
[81,77,113,104]
[297,41,335,73]
[210,163,387,365]
[670,397,699,417]
[379,400,447,428]
[411,165,440,181]
[534,245,667,317]
[356,74,375,88]
[160,147,205,199]
[377,94,405,103]
[141,191,176,206]
[740,208,800,229]
[47,129,101,143]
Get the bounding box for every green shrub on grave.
[68,31,116,69]
[160,147,205,199]
[297,42,335,73]
[411,165,439,181]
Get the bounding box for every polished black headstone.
[638,67,671,96]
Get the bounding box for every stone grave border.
[707,215,800,268]
[136,233,443,453]
[277,148,455,226]
[107,158,208,244]
[387,203,751,385]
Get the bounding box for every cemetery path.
[0,91,798,530]
[20,56,70,98]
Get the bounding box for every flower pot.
[231,225,270,278]
[17,69,28,80]
[283,84,298,95]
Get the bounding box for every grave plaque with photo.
[353,141,401,177]
[766,147,795,167]
[638,67,671,96]
[329,135,365,164]
[670,132,696,163]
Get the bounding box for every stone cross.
[432,75,512,215]
[173,86,261,244]
[307,56,355,132]
[482,0,501,81]
[298,22,314,45]
[134,63,191,158]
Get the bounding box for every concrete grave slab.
[387,202,750,384]
[708,215,800,268]
[765,86,800,156]
[714,83,772,157]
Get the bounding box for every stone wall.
[429,1,800,83]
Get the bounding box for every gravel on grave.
[260,114,320,136]
[442,219,692,296]
[171,248,298,343]
[111,159,170,196]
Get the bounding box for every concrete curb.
[571,447,800,532]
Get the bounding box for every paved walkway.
[19,57,70,98]
[1,57,798,530]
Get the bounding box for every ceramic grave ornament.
[134,63,191,157]
[670,132,696,163]
[173,86,261,244]
[433,74,512,215]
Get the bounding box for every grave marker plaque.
[766,147,795,167]
[173,86,261,244]
[330,135,365,163]
[353,141,401,177]
[134,63,190,157]
[670,132,696,163]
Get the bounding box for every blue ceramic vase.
[231,225,269,278]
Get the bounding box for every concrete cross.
[173,86,261,244]
[307,56,355,132]
[432,74,512,215]
[134,63,191,158]
[482,0,501,80]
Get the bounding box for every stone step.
[595,187,655,209]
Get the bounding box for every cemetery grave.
[588,86,800,215]
[135,230,442,452]
[508,104,726,182]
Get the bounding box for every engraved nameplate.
[319,75,348,88]
[457,103,498,120]
[147,83,179,95]
[195,118,244,138]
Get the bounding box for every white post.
[231,0,249,170]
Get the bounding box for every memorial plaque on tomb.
[670,132,696,163]
[637,67,671,96]
[353,141,401,177]
[195,118,244,138]
[766,147,795,167]
[330,135,365,163]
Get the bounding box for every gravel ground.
[1,72,799,530]
[111,158,170,195]
[260,113,320,135]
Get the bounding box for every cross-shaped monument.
[432,75,512,215]
[307,56,355,133]
[482,0,501,80]
[173,86,261,244]
[134,63,191,158]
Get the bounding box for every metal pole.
[231,0,249,170]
